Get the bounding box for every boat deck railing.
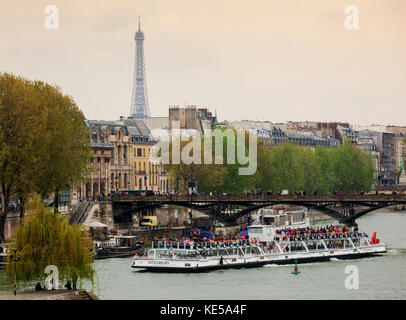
[151,239,258,250]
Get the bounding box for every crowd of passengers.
[274,225,367,242]
[134,225,368,258]
[148,225,367,249]
[151,233,252,249]
[134,234,252,259]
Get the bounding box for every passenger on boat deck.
[274,225,367,241]
[152,233,252,247]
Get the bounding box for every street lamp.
[9,248,21,296]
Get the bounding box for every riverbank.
[0,289,99,300]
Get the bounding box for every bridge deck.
[112,194,406,203]
[110,194,406,224]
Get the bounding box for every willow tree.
[6,198,95,288]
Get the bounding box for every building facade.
[169,105,217,134]
[78,119,168,199]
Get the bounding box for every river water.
[1,211,406,299]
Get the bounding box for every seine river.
[1,211,406,299]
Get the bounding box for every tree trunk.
[53,188,59,213]
[19,196,25,219]
[0,196,9,242]
[0,213,4,243]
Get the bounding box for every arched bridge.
[111,194,406,225]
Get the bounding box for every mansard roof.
[85,119,152,139]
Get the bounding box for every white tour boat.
[131,207,386,272]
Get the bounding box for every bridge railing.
[110,193,406,202]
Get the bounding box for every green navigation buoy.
[292,259,300,275]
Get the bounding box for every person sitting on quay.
[35,282,43,291]
[65,281,72,290]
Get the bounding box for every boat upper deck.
[151,239,258,250]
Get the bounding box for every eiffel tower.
[129,17,150,118]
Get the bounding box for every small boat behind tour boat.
[95,235,144,259]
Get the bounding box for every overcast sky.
[1,0,405,125]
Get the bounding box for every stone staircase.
[78,289,92,300]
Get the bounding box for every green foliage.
[0,73,46,216]
[254,140,375,193]
[31,80,91,210]
[164,125,375,194]
[164,127,254,194]
[164,138,228,194]
[333,140,375,193]
[0,72,91,237]
[6,198,95,286]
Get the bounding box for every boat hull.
[96,248,143,259]
[131,244,386,273]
